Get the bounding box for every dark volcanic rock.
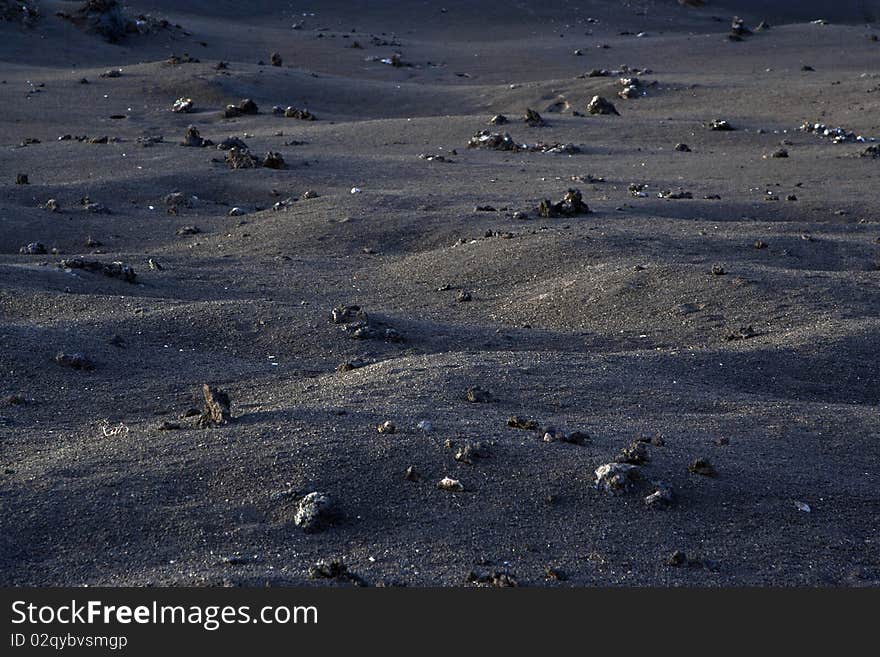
[594,462,639,493]
[197,384,231,427]
[524,107,546,126]
[59,258,137,283]
[216,136,248,151]
[586,95,619,115]
[508,416,541,431]
[538,188,590,218]
[180,125,212,147]
[225,147,259,169]
[284,107,316,120]
[262,151,285,169]
[688,457,717,477]
[294,492,334,532]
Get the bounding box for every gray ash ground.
[1,0,879,587]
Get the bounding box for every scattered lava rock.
[225,147,259,169]
[467,131,579,154]
[658,189,693,199]
[594,462,639,493]
[468,130,518,151]
[508,416,541,431]
[224,98,259,118]
[197,384,231,428]
[538,188,590,217]
[59,258,137,283]
[543,428,589,445]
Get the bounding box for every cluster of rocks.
[537,188,591,218]
[330,305,403,342]
[199,132,284,169]
[164,53,199,66]
[223,146,285,170]
[465,570,518,587]
[592,437,684,509]
[799,121,868,144]
[57,0,178,42]
[507,415,590,444]
[223,98,259,118]
[171,97,193,113]
[618,77,654,100]
[271,106,316,120]
[658,189,693,200]
[59,258,137,283]
[57,134,115,144]
[584,64,652,78]
[629,182,648,198]
[467,131,580,154]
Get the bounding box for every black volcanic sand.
[1,0,879,586]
